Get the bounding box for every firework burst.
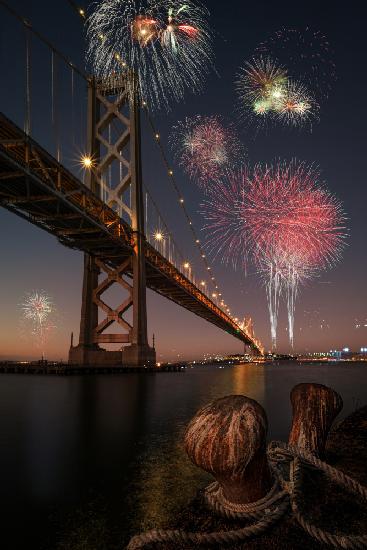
[20,291,57,356]
[243,161,345,347]
[236,56,288,114]
[256,27,337,100]
[236,56,318,130]
[201,172,244,267]
[202,162,346,348]
[170,116,245,189]
[86,0,214,110]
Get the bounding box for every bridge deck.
[0,113,262,353]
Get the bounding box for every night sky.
[0,0,366,361]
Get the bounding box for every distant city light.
[343,347,349,352]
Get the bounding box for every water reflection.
[0,363,366,549]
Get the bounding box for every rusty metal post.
[288,383,343,457]
[184,395,272,504]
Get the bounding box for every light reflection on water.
[0,362,366,549]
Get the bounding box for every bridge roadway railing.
[0,112,263,354]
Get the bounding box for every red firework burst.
[240,161,345,274]
[202,161,346,348]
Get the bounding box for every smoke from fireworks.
[170,116,245,189]
[86,0,214,110]
[236,56,319,130]
[20,291,57,357]
[202,162,346,348]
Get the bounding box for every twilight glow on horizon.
[0,0,366,362]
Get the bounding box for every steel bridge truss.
[0,111,264,360]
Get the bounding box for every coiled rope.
[127,442,367,549]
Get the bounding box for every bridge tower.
[69,75,156,367]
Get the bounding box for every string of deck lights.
[69,2,248,333]
[143,105,238,318]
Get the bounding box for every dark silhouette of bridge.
[0,2,264,365]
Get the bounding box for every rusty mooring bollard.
[184,395,272,504]
[288,383,343,458]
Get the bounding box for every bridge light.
[179,198,184,203]
[81,155,94,169]
[183,262,190,269]
[169,170,173,176]
[196,239,200,243]
[79,8,85,16]
[200,281,206,286]
[212,293,217,298]
[155,133,160,140]
[154,231,163,241]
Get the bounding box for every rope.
[127,441,367,549]
[269,442,367,549]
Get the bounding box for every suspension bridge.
[0,2,264,366]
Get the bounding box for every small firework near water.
[20,291,57,356]
[256,27,337,100]
[170,116,245,189]
[236,56,318,130]
[86,0,214,110]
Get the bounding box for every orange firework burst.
[131,15,158,46]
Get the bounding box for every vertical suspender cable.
[24,25,31,135]
[71,67,75,147]
[51,50,60,162]
[145,191,148,239]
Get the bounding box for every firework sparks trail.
[202,162,346,348]
[170,116,245,189]
[86,0,214,110]
[241,161,346,347]
[236,56,319,130]
[255,27,337,100]
[21,292,56,357]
